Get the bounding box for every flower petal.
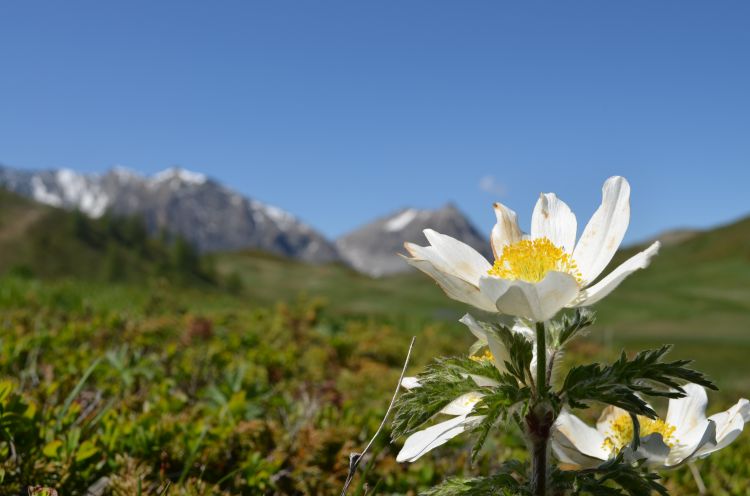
[467,374,501,388]
[665,420,716,467]
[624,433,671,467]
[491,202,523,259]
[572,176,631,285]
[406,258,497,312]
[441,392,483,416]
[423,229,492,285]
[661,384,712,465]
[574,241,660,307]
[551,437,603,469]
[405,236,490,288]
[459,313,489,343]
[666,384,708,439]
[531,193,577,254]
[695,398,750,458]
[480,272,579,321]
[401,377,421,390]
[396,414,483,462]
[485,328,510,374]
[553,410,610,462]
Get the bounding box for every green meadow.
[0,190,749,494]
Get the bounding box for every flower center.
[602,414,677,453]
[470,349,494,363]
[487,237,582,283]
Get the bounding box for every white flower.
[404,176,660,321]
[395,382,488,462]
[460,313,548,372]
[395,314,522,463]
[551,384,750,469]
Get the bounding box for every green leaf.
[553,308,596,346]
[74,440,98,462]
[420,473,526,496]
[560,345,716,417]
[485,323,533,386]
[552,454,669,495]
[43,439,63,459]
[470,387,530,463]
[391,357,499,439]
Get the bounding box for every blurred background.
[0,1,748,494]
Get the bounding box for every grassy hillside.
[0,189,214,284]
[595,216,750,391]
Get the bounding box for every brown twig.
[340,336,416,496]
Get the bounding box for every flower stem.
[536,321,546,399]
[528,321,551,496]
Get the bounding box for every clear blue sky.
[1,1,748,243]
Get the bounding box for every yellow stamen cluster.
[470,349,494,363]
[488,238,582,284]
[602,414,677,453]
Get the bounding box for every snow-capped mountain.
[336,204,491,276]
[0,164,339,263]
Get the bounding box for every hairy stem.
[529,321,551,496]
[536,321,546,399]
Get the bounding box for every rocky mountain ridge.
[0,165,339,263]
[0,164,491,274]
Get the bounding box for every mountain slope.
[336,204,491,276]
[0,165,339,263]
[0,189,212,283]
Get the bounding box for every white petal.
[459,313,488,343]
[695,398,750,458]
[531,193,577,253]
[666,384,708,439]
[460,313,527,374]
[627,433,671,467]
[554,410,611,461]
[662,386,713,466]
[491,202,523,259]
[468,374,501,388]
[404,243,456,276]
[574,242,660,307]
[441,392,483,415]
[665,420,715,467]
[551,437,604,468]
[396,414,482,462]
[406,258,497,312]
[485,327,510,374]
[480,272,580,322]
[401,377,421,390]
[572,176,631,285]
[423,229,492,285]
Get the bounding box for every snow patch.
[31,176,63,207]
[385,209,419,232]
[264,204,296,231]
[56,169,110,217]
[152,167,207,186]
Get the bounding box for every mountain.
[0,165,339,263]
[0,188,212,283]
[335,204,492,276]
